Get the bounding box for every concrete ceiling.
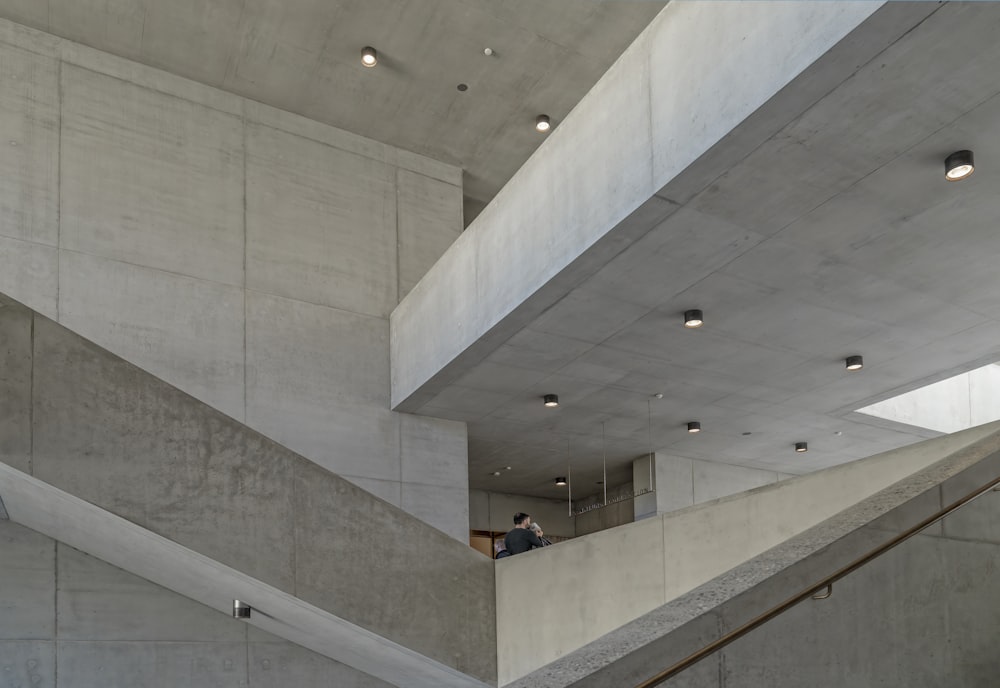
[407,2,1000,499]
[0,0,665,224]
[8,2,1000,506]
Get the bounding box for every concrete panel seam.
[56,56,63,323]
[0,493,8,519]
[395,166,402,306]
[53,540,59,685]
[28,313,34,476]
[0,34,56,62]
[61,61,242,122]
[244,286,390,324]
[242,109,249,425]
[58,246,243,291]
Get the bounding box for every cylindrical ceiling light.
[543,394,559,407]
[555,477,567,486]
[684,309,704,328]
[233,600,251,619]
[361,46,378,67]
[687,421,702,434]
[535,114,551,133]
[794,442,808,453]
[845,355,864,371]
[945,150,974,181]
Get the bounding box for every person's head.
[513,512,531,528]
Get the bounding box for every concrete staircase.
[4,292,1000,687]
[0,295,495,687]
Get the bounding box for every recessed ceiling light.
[687,421,701,433]
[845,355,864,371]
[794,442,808,453]
[492,471,501,476]
[945,150,974,181]
[555,477,567,486]
[543,394,559,407]
[361,46,378,67]
[535,115,551,133]
[684,309,704,328]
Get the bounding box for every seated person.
[503,512,545,555]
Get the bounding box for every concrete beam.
[0,463,490,688]
[389,2,963,412]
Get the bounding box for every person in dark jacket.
[503,512,545,555]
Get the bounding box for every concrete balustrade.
[494,422,1000,683]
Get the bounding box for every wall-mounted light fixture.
[233,600,251,619]
[794,442,808,453]
[845,355,864,371]
[361,46,378,67]
[555,477,567,486]
[543,394,559,407]
[687,421,702,434]
[535,115,551,133]
[945,150,974,181]
[684,309,704,329]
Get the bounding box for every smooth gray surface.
[0,640,54,688]
[0,522,54,639]
[0,301,31,474]
[0,0,665,220]
[0,520,398,688]
[0,41,58,247]
[246,123,397,317]
[1,300,496,683]
[60,63,245,286]
[58,250,248,423]
[292,460,494,680]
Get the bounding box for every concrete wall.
[634,453,794,520]
[0,520,394,688]
[469,490,574,539]
[858,363,1000,434]
[573,482,637,536]
[493,425,996,684]
[0,18,467,539]
[0,301,496,682]
[665,494,1000,687]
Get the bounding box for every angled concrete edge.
[505,421,1000,687]
[0,492,7,519]
[0,462,492,688]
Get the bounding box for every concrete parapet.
[503,422,1000,687]
[495,422,1000,683]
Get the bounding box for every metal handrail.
[635,474,1000,688]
